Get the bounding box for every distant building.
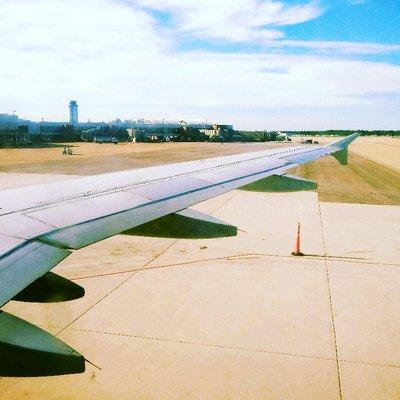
[69,100,78,124]
[0,113,18,131]
[209,124,234,141]
[131,119,180,142]
[0,113,30,145]
[129,118,217,142]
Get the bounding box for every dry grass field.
[291,153,400,205]
[290,136,400,205]
[0,142,287,173]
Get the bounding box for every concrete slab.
[320,202,400,265]
[53,235,176,280]
[330,260,400,366]
[340,362,400,400]
[0,329,340,400]
[71,257,335,359]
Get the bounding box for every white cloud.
[134,0,322,42]
[275,40,400,55]
[0,0,399,129]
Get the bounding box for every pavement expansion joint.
[62,327,400,370]
[318,201,344,400]
[69,327,337,363]
[340,358,400,370]
[71,253,266,281]
[70,251,400,282]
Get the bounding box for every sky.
[0,0,399,130]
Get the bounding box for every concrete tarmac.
[0,169,399,399]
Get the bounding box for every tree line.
[287,130,399,137]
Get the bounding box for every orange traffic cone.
[291,222,304,256]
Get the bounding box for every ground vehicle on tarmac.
[93,136,118,144]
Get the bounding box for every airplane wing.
[0,133,359,376]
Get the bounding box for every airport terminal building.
[0,101,234,145]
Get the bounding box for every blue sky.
[0,0,399,129]
[285,1,400,44]
[283,1,400,63]
[161,0,400,63]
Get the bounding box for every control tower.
[69,100,78,124]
